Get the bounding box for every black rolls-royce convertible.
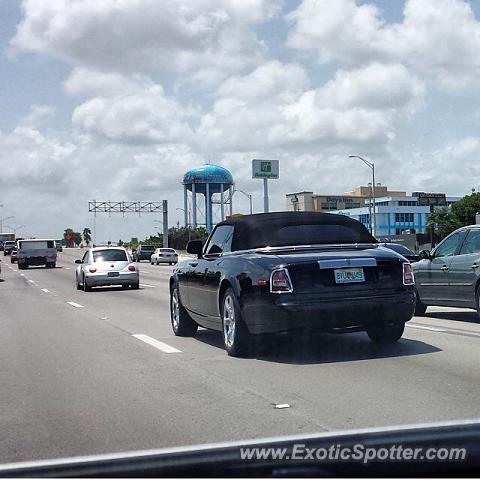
[170,212,416,357]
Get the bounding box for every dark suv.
[133,245,157,262]
[3,241,15,256]
[413,225,480,315]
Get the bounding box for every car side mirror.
[207,244,223,256]
[75,259,82,264]
[187,240,203,257]
[419,250,431,260]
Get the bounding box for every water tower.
[183,164,234,232]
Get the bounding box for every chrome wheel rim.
[223,294,235,348]
[171,289,180,331]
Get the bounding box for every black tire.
[83,274,92,292]
[221,287,252,357]
[76,278,82,290]
[156,261,159,265]
[170,285,197,336]
[150,261,154,265]
[366,322,405,344]
[122,284,129,289]
[414,288,428,316]
[10,258,14,264]
[131,282,140,290]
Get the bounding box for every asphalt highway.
[1,248,480,464]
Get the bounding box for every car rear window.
[140,246,155,251]
[93,249,128,262]
[160,249,175,253]
[382,244,415,256]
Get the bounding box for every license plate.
[108,272,120,277]
[334,267,365,284]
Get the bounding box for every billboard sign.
[412,192,447,207]
[252,159,279,179]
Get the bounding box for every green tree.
[451,192,480,225]
[426,207,462,239]
[82,227,92,246]
[63,228,74,248]
[73,232,82,246]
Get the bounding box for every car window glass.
[205,226,234,255]
[459,230,480,255]
[93,249,128,262]
[82,251,89,263]
[434,232,462,257]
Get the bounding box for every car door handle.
[441,266,449,271]
[472,263,479,269]
[189,261,198,267]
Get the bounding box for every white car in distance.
[150,248,178,265]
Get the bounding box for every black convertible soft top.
[217,212,377,251]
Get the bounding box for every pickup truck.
[17,239,57,269]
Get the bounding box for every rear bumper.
[85,272,139,287]
[241,288,415,335]
[154,257,178,263]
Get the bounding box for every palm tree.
[83,227,92,246]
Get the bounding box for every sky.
[2,0,480,242]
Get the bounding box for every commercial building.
[332,192,461,236]
[286,185,406,212]
[285,187,461,237]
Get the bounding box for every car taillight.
[270,268,293,293]
[89,267,97,273]
[403,262,414,285]
[128,265,136,271]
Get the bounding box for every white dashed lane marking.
[407,324,446,332]
[41,289,50,293]
[132,334,181,354]
[140,283,156,288]
[28,280,35,284]
[67,301,84,308]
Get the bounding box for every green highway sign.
[252,159,279,179]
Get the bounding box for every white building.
[332,194,461,236]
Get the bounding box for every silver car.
[150,248,178,265]
[75,247,139,291]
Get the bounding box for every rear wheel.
[414,288,428,316]
[83,274,91,292]
[131,282,139,289]
[221,288,252,357]
[170,286,197,336]
[156,260,160,265]
[366,323,405,343]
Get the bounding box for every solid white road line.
[41,288,50,293]
[407,324,447,332]
[28,279,35,284]
[139,283,156,288]
[132,334,181,354]
[20,273,24,276]
[67,301,84,308]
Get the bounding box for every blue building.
[332,195,460,236]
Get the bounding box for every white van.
[17,239,57,269]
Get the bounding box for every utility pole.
[349,155,376,237]
[163,200,168,248]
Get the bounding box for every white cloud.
[72,79,196,145]
[12,0,279,84]
[199,61,424,152]
[287,0,480,89]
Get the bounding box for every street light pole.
[349,155,376,237]
[233,188,253,214]
[0,215,14,234]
